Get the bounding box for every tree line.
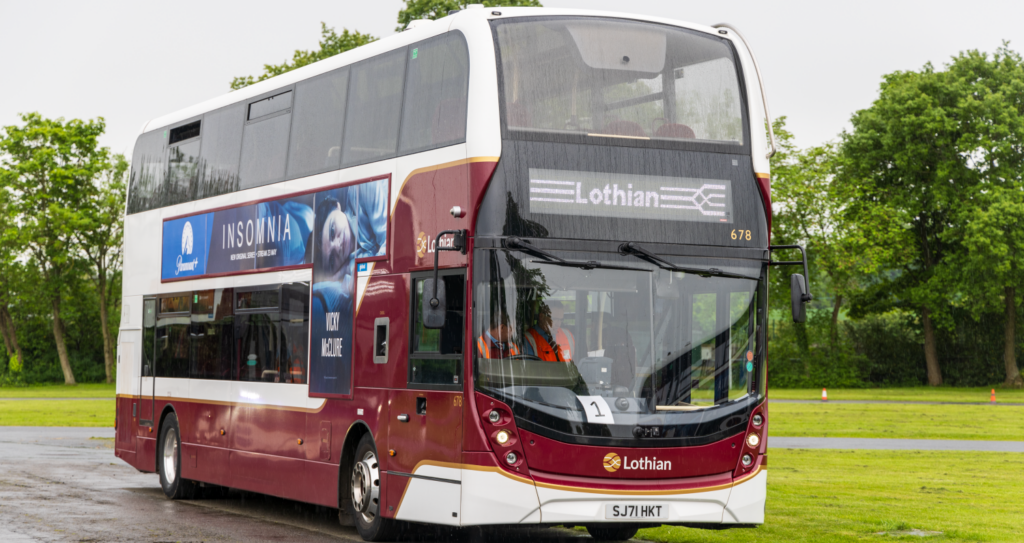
[2,3,1020,388]
[770,44,1024,389]
[0,114,124,385]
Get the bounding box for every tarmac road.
[0,427,594,543]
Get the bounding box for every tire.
[345,433,400,541]
[157,412,197,500]
[586,525,639,541]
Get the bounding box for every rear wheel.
[157,412,197,499]
[346,433,400,541]
[586,525,639,541]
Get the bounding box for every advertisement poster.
[161,177,389,396]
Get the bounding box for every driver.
[525,301,574,362]
[476,312,520,359]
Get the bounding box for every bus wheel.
[157,412,197,500]
[586,525,639,541]
[347,433,399,541]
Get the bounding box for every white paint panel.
[414,464,462,483]
[460,469,540,525]
[120,295,142,330]
[116,343,133,397]
[536,484,731,524]
[116,330,142,396]
[395,477,461,526]
[154,377,190,400]
[723,470,766,524]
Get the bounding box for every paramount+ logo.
[602,452,671,473]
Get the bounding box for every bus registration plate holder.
[605,504,668,520]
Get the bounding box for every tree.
[74,154,127,384]
[230,24,377,90]
[0,188,26,372]
[770,118,857,351]
[0,113,109,385]
[837,63,979,386]
[940,46,1024,388]
[396,0,542,31]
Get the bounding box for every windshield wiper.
[505,237,649,272]
[618,242,760,281]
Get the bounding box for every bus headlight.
[489,410,501,424]
[752,414,763,427]
[746,433,760,448]
[741,454,753,467]
[505,452,518,465]
[496,430,511,445]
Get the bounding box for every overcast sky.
[3,0,1023,157]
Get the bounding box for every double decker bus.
[115,6,808,541]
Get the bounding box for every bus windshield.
[473,248,765,445]
[494,17,745,145]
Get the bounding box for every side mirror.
[790,274,807,323]
[422,278,447,329]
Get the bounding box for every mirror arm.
[429,229,466,308]
[769,244,813,302]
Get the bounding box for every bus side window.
[280,283,310,384]
[399,32,469,154]
[190,289,234,381]
[155,295,190,378]
[234,287,282,383]
[409,271,464,388]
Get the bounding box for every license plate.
[605,504,668,520]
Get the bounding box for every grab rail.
[713,23,777,159]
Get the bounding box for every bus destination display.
[528,168,733,224]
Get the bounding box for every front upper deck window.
[495,17,745,145]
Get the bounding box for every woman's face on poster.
[320,206,354,281]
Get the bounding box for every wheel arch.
[338,420,374,524]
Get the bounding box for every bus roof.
[138,7,730,139]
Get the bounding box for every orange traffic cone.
[822,388,828,402]
[991,389,996,403]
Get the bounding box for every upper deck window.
[494,18,745,146]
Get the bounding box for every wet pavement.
[0,427,596,543]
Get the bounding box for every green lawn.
[638,449,1024,543]
[770,387,1024,403]
[769,402,1024,441]
[0,399,114,426]
[0,383,115,398]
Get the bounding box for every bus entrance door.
[387,390,463,525]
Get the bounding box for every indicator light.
[505,452,517,464]
[496,430,510,445]
[741,454,753,467]
[489,410,501,423]
[752,414,763,427]
[746,433,760,448]
[297,438,303,445]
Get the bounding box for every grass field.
[768,402,1024,441]
[770,387,1024,403]
[0,399,114,426]
[0,383,115,398]
[637,449,1024,543]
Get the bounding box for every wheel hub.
[162,428,178,485]
[350,451,380,522]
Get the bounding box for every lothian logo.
[175,221,199,275]
[602,452,671,472]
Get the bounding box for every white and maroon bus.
[115,6,808,541]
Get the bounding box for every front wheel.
[346,433,400,541]
[586,525,639,541]
[157,412,197,499]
